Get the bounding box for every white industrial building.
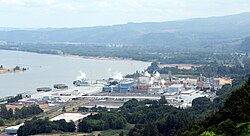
[50,112,90,122]
[168,84,185,94]
[5,123,24,135]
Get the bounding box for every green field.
[100,123,134,136]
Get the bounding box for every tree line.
[78,112,127,133]
[0,105,43,120]
[146,57,250,81]
[76,93,223,135]
[7,94,22,103]
[17,118,75,136]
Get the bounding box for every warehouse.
[5,123,24,134]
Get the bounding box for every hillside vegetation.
[1,12,250,51]
[181,77,250,136]
[240,36,250,51]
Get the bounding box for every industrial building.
[103,78,136,93]
[168,84,185,94]
[54,84,68,89]
[50,112,90,123]
[73,80,92,86]
[37,87,52,92]
[4,123,24,135]
[117,79,136,93]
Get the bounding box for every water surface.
[0,50,150,97]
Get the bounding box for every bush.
[0,119,5,126]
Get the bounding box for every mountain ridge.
[1,12,250,50]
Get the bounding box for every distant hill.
[1,12,250,49]
[240,36,250,51]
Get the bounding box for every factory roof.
[50,112,90,122]
[180,90,196,94]
[5,123,24,131]
[169,84,184,88]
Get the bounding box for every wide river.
[0,50,150,97]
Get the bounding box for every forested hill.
[240,36,250,51]
[1,12,250,50]
[180,78,250,135]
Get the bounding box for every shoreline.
[62,54,143,62]
[0,68,12,74]
[0,64,28,75]
[0,49,150,63]
[0,68,21,74]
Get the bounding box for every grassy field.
[100,123,134,136]
[158,64,201,70]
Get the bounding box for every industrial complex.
[1,71,231,135]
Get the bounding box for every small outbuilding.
[5,123,24,134]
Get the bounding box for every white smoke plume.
[113,72,123,81]
[149,79,154,85]
[161,79,166,85]
[144,71,151,77]
[154,71,160,78]
[77,71,87,80]
[149,76,154,85]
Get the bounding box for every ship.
[73,80,92,86]
[73,72,92,86]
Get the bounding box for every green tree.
[7,94,22,103]
[62,106,66,112]
[17,119,75,136]
[216,119,236,136]
[128,124,144,136]
[8,108,13,119]
[0,119,4,126]
[119,131,124,136]
[159,95,168,105]
[200,131,216,136]
[142,122,160,136]
[78,120,93,133]
[0,105,11,119]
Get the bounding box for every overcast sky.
[0,0,250,28]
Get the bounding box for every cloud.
[98,1,108,8]
[1,0,250,27]
[0,0,25,6]
[27,0,57,7]
[0,0,82,9]
[55,3,77,10]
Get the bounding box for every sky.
[0,0,250,28]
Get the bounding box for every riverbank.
[0,68,26,74]
[0,49,149,63]
[0,68,13,74]
[0,64,28,75]
[63,54,140,62]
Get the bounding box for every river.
[0,50,150,97]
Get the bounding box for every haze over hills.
[240,36,250,51]
[0,12,250,50]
